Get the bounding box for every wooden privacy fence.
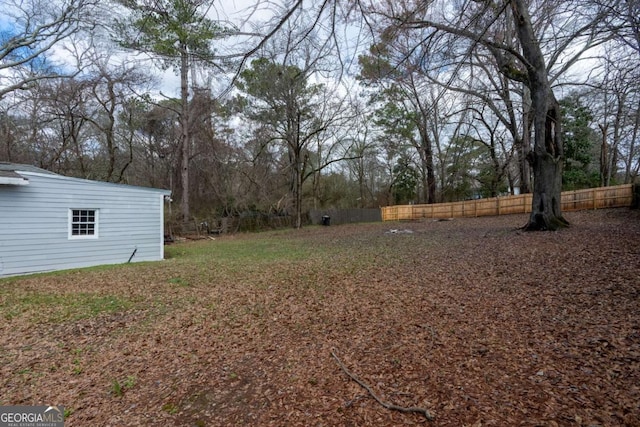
[381,184,635,221]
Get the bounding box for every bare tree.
[0,0,98,99]
[233,9,359,228]
[25,77,93,176]
[251,0,614,228]
[590,59,640,185]
[238,55,356,228]
[356,0,609,229]
[81,54,152,182]
[130,100,181,190]
[596,0,640,184]
[359,56,440,203]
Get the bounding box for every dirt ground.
[1,209,639,426]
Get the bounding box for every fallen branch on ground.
[330,348,434,421]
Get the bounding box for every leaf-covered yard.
[1,209,639,426]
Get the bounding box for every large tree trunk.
[419,146,437,204]
[524,88,568,230]
[527,133,567,230]
[180,45,190,221]
[295,167,303,229]
[510,0,568,231]
[425,149,436,204]
[417,124,437,204]
[599,123,609,186]
[625,99,640,183]
[520,85,532,193]
[290,114,304,229]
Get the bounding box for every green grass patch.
[0,227,400,325]
[168,277,191,287]
[111,375,136,397]
[161,403,179,415]
[165,234,317,266]
[0,292,134,323]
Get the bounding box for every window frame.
[68,209,99,240]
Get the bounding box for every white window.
[69,209,99,239]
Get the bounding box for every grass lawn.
[1,209,639,426]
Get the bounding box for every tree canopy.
[0,0,638,229]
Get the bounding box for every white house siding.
[0,171,170,277]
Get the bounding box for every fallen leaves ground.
[1,209,639,426]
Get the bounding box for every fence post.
[633,183,640,209]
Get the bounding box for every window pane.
[71,209,97,237]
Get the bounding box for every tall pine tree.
[114,0,224,220]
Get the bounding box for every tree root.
[330,348,434,421]
[522,213,570,231]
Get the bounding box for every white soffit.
[0,171,29,185]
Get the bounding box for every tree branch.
[399,17,529,70]
[228,0,304,87]
[330,348,434,421]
